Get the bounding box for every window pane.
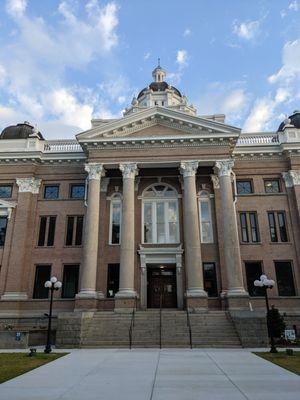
[237,181,252,195]
[249,213,259,242]
[144,203,152,243]
[156,202,165,243]
[203,263,218,297]
[265,180,280,193]
[44,185,59,199]
[111,202,121,244]
[275,262,295,296]
[169,222,178,243]
[70,184,85,199]
[0,185,12,198]
[278,212,288,242]
[33,265,51,299]
[268,212,277,242]
[38,217,47,246]
[245,262,264,296]
[0,217,8,246]
[62,265,79,298]
[47,216,56,246]
[168,202,177,222]
[200,201,209,221]
[240,213,249,242]
[66,216,74,246]
[75,216,84,246]
[107,264,120,298]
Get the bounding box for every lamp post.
[254,274,278,353]
[44,276,62,354]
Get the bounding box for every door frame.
[138,245,184,309]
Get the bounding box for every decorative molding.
[214,160,234,177]
[84,163,104,180]
[0,199,16,219]
[119,163,138,179]
[180,160,199,178]
[210,174,220,189]
[100,177,110,192]
[16,177,41,194]
[282,170,300,187]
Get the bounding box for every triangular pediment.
[77,106,240,142]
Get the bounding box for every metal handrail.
[186,306,193,349]
[159,292,163,349]
[129,296,137,349]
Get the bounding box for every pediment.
[77,106,240,142]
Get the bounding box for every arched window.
[142,184,179,244]
[109,193,122,244]
[199,191,213,243]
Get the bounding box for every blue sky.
[0,0,299,139]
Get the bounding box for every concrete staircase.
[79,310,241,348]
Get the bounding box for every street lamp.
[44,276,62,353]
[254,274,278,353]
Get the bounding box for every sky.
[0,0,300,139]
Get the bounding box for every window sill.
[240,242,262,245]
[63,245,83,248]
[108,243,120,246]
[35,246,55,249]
[269,242,291,245]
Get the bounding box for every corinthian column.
[180,161,207,306]
[115,163,138,300]
[77,163,104,299]
[214,160,247,298]
[2,177,41,300]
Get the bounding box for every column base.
[1,292,28,301]
[185,290,208,312]
[227,290,250,310]
[186,288,207,298]
[76,290,104,300]
[74,298,98,311]
[114,298,137,313]
[115,289,137,299]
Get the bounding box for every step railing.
[186,307,193,349]
[129,296,137,349]
[159,292,163,349]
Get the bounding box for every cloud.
[176,49,188,67]
[5,0,27,18]
[289,1,300,11]
[144,52,151,60]
[222,89,248,114]
[268,39,300,84]
[232,19,260,40]
[183,28,191,37]
[243,97,275,132]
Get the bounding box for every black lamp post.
[44,276,62,354]
[254,274,278,353]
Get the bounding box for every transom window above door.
[142,184,179,244]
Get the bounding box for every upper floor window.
[198,191,213,243]
[264,179,281,193]
[109,194,122,245]
[142,184,179,244]
[38,216,56,247]
[239,212,260,243]
[236,180,253,195]
[0,216,8,247]
[70,184,85,199]
[65,215,84,246]
[268,211,288,242]
[44,185,59,199]
[0,185,12,198]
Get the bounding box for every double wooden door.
[147,266,177,308]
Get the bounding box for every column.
[282,170,300,220]
[77,163,104,299]
[214,160,248,299]
[115,163,138,301]
[180,161,207,308]
[2,177,41,300]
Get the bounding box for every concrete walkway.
[1,349,300,400]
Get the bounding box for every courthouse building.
[0,64,300,346]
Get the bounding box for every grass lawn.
[0,352,67,384]
[255,351,300,376]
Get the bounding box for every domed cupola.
[124,61,196,116]
[0,121,44,140]
[278,110,300,132]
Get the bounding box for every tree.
[267,305,286,338]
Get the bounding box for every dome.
[278,110,300,132]
[0,122,44,140]
[137,81,182,99]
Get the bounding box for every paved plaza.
[0,349,300,400]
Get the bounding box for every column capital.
[210,174,220,189]
[214,160,234,177]
[119,163,138,179]
[282,170,300,187]
[85,163,104,180]
[16,177,41,194]
[180,160,199,177]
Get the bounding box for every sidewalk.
[0,349,299,400]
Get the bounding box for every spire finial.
[158,57,160,67]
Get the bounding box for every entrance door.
[147,265,177,308]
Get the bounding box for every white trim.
[109,193,122,245]
[198,191,214,243]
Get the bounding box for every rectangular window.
[249,213,259,242]
[275,261,296,296]
[38,216,56,247]
[268,211,288,243]
[199,196,213,243]
[245,262,264,296]
[110,201,121,244]
[0,185,12,198]
[62,264,79,298]
[70,184,85,199]
[203,263,218,297]
[33,265,51,299]
[65,216,84,246]
[107,264,120,298]
[264,179,281,193]
[0,216,8,246]
[239,212,260,243]
[44,185,59,199]
[268,212,277,242]
[277,212,288,242]
[240,213,249,242]
[236,180,253,195]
